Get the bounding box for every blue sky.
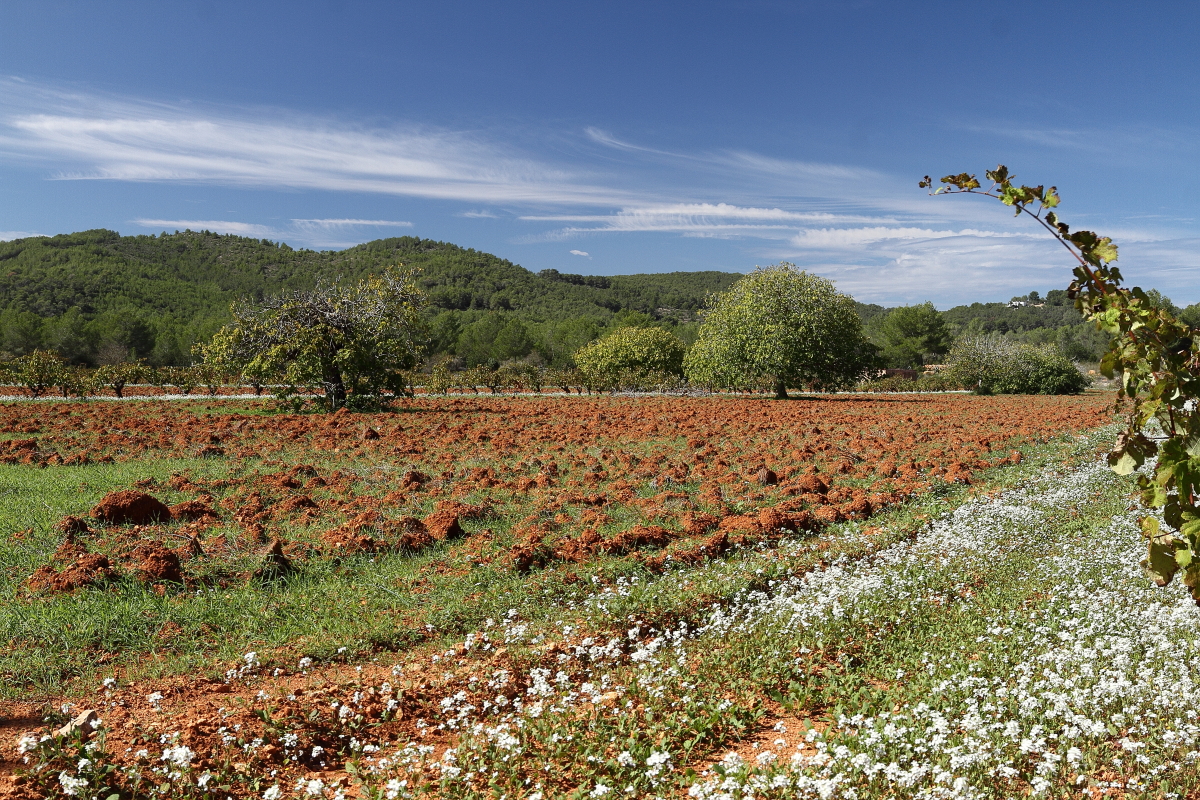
[1,1,1198,307]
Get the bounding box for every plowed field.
[0,392,1118,798]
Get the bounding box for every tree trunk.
[323,367,347,411]
[774,379,789,400]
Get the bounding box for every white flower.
[161,744,194,768]
[617,750,636,767]
[589,784,612,797]
[16,735,39,755]
[263,786,283,800]
[58,771,88,796]
[304,778,326,796]
[147,691,164,706]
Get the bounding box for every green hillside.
[0,229,742,367]
[3,228,1194,370]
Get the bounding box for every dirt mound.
[643,530,730,572]
[717,507,814,538]
[255,538,294,579]
[509,528,548,573]
[400,470,429,489]
[169,499,219,522]
[681,512,719,536]
[604,524,672,556]
[422,509,464,541]
[841,496,873,518]
[793,474,828,494]
[91,490,170,526]
[54,515,91,536]
[277,494,319,514]
[130,543,184,583]
[554,528,605,562]
[27,552,116,593]
[321,527,379,554]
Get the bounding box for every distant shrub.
[94,361,146,398]
[947,336,1088,395]
[9,349,65,398]
[574,327,685,392]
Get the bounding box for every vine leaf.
[1141,516,1183,587]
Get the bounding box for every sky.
[1,0,1198,307]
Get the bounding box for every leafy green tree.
[201,267,428,411]
[94,361,145,398]
[493,317,536,361]
[1145,289,1181,316]
[606,310,657,329]
[427,311,462,358]
[456,313,507,366]
[1181,303,1200,329]
[574,326,686,391]
[0,310,44,358]
[539,317,602,367]
[870,302,951,368]
[162,365,197,395]
[44,307,95,364]
[10,349,65,397]
[56,365,99,399]
[684,263,877,398]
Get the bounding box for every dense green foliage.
[573,326,686,390]
[0,230,740,367]
[201,267,428,411]
[6,227,1195,392]
[867,301,952,368]
[945,336,1088,395]
[684,263,878,397]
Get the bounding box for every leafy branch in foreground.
[922,166,1200,599]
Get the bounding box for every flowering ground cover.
[1,392,1160,798]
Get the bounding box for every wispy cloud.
[4,79,1196,304]
[133,218,276,237]
[0,79,632,206]
[290,218,412,231]
[520,202,895,242]
[788,227,1030,250]
[0,230,41,241]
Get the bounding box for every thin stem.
[943,187,1091,271]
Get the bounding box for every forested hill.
[4,228,1193,370]
[0,228,739,320]
[0,229,742,366]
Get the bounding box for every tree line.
[5,228,1195,374]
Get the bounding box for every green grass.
[23,422,1199,798]
[1,425,1103,702]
